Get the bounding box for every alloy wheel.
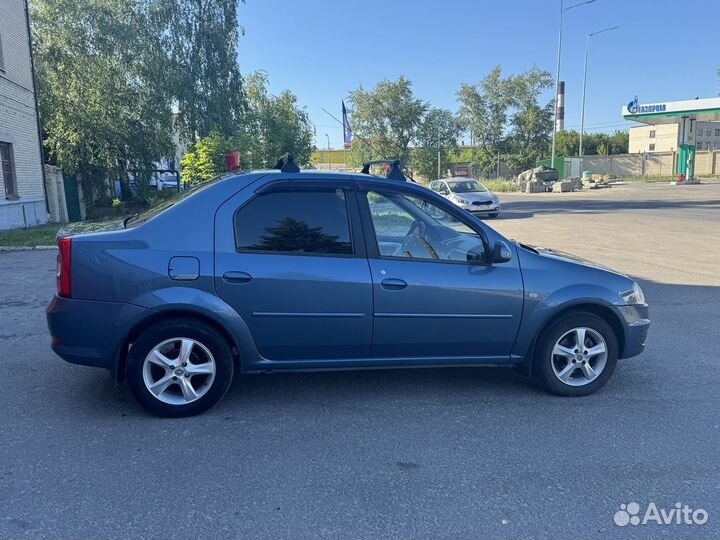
[550,327,608,387]
[142,337,216,405]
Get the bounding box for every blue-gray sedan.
[47,164,649,416]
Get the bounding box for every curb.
[0,245,57,252]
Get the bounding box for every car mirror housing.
[492,240,513,264]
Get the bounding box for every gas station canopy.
[623,96,720,125]
[622,96,720,180]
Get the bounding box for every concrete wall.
[565,150,720,178]
[44,165,68,224]
[0,0,47,229]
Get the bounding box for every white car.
[429,178,501,218]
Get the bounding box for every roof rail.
[274,153,300,173]
[360,159,407,181]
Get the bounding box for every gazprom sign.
[627,96,667,115]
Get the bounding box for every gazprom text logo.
[627,96,667,114]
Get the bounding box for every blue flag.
[342,100,353,148]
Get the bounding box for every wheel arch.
[521,302,626,376]
[113,310,242,383]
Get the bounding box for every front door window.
[365,191,487,264]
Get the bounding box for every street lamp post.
[551,0,597,168]
[325,133,330,171]
[579,25,619,157]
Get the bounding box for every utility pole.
[551,0,597,168]
[325,133,330,171]
[437,128,441,180]
[579,25,618,157]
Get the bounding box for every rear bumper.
[47,295,154,371]
[616,304,650,358]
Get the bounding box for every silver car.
[430,178,501,218]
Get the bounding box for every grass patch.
[0,224,61,247]
[482,180,520,192]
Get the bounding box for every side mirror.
[492,240,513,264]
[466,245,487,264]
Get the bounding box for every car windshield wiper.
[123,213,138,228]
[516,241,539,254]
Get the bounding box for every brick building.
[0,0,47,230]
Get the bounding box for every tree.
[505,67,554,173]
[553,130,628,157]
[32,0,174,195]
[348,77,428,167]
[180,131,236,184]
[181,73,315,182]
[153,0,246,142]
[240,72,315,168]
[411,108,461,181]
[457,66,514,172]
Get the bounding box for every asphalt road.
[1,182,719,540]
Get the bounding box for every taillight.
[57,236,72,298]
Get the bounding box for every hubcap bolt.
[170,365,175,370]
[182,362,187,367]
[572,359,576,363]
[185,373,190,378]
[172,376,178,380]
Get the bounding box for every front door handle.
[381,278,407,290]
[223,271,253,284]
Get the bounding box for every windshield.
[447,180,487,193]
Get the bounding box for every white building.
[629,121,720,153]
[0,0,47,230]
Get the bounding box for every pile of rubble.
[581,173,617,189]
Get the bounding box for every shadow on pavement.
[496,197,720,220]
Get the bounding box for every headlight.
[621,281,646,305]
[454,196,470,205]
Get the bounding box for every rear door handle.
[381,278,407,290]
[223,271,253,284]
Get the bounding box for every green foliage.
[457,65,554,176]
[181,73,315,184]
[32,0,174,183]
[240,72,316,168]
[457,66,513,166]
[411,108,461,181]
[181,131,237,185]
[348,77,429,167]
[554,130,629,156]
[152,0,246,141]
[481,180,520,192]
[0,224,61,247]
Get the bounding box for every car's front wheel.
[533,311,618,396]
[126,318,234,417]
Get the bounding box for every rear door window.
[234,190,353,255]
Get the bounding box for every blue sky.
[237,0,720,148]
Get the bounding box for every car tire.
[126,318,234,417]
[533,311,618,397]
[488,212,499,218]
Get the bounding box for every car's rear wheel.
[126,319,234,417]
[533,312,618,396]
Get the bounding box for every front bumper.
[47,295,154,371]
[458,203,501,214]
[615,304,650,358]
